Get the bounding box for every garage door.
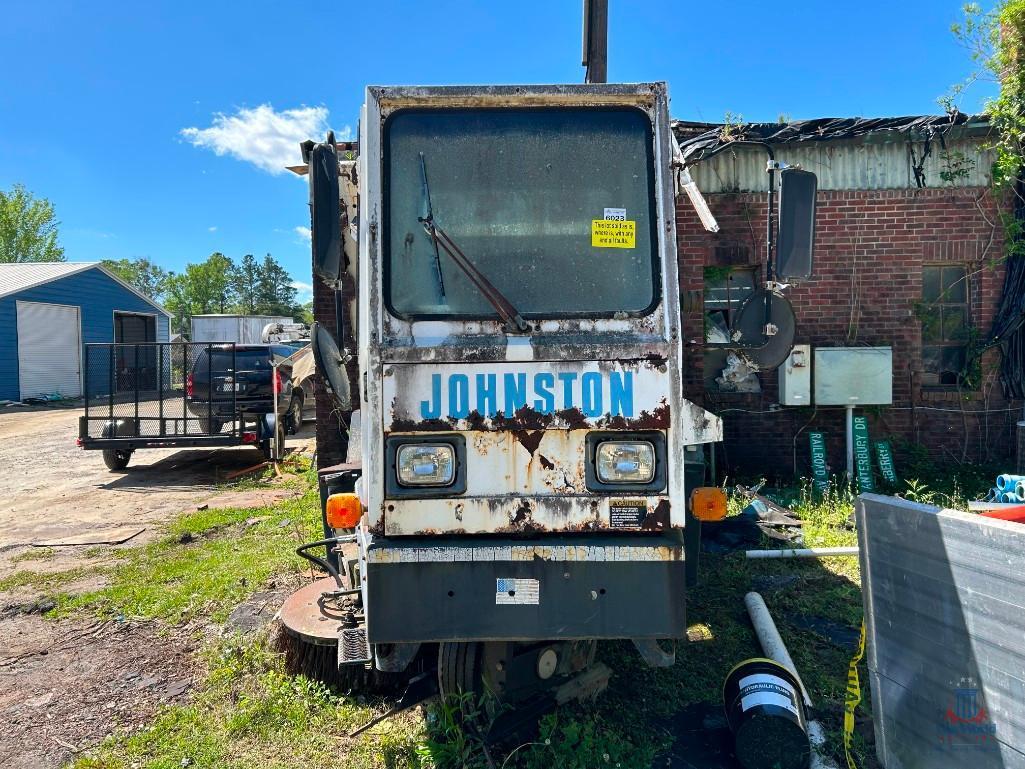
[17,301,82,399]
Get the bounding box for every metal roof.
[0,261,171,317]
[673,114,996,192]
[673,113,991,160]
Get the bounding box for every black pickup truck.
[187,344,312,434]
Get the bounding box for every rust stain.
[538,454,555,470]
[512,430,544,456]
[387,400,669,433]
[511,501,531,525]
[555,407,590,430]
[642,499,671,531]
[388,416,455,432]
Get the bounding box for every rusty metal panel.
[688,138,994,192]
[856,494,1025,769]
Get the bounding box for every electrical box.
[814,347,893,405]
[779,345,811,406]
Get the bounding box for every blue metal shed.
[0,262,171,402]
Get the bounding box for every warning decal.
[610,498,647,528]
[591,219,636,248]
[496,578,540,605]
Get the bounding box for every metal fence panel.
[82,342,239,439]
[857,494,1025,769]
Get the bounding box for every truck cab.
[304,82,724,702]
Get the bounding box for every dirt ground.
[0,403,314,563]
[0,613,201,769]
[0,402,316,768]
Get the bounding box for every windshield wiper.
[418,152,446,302]
[417,153,529,333]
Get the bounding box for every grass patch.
[0,564,101,593]
[11,546,57,563]
[53,483,323,624]
[73,638,425,769]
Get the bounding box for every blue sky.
[0,0,997,302]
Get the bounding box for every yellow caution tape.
[843,620,867,769]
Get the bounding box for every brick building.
[674,115,1019,478]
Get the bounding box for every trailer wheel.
[260,420,286,460]
[102,448,131,471]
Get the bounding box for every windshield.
[384,107,658,319]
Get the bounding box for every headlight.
[596,441,655,484]
[396,444,455,487]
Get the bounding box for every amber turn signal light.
[325,493,363,529]
[690,487,728,521]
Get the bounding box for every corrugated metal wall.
[857,495,1025,769]
[191,315,293,344]
[0,267,170,401]
[688,137,994,192]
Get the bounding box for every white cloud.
[181,104,351,175]
[294,225,312,242]
[208,226,217,232]
[291,280,313,302]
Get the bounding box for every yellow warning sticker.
[591,219,636,249]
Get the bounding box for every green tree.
[948,1,1025,190]
[255,253,298,316]
[0,184,64,262]
[231,253,261,314]
[101,257,169,300]
[161,253,237,334]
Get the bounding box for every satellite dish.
[730,289,796,370]
[312,322,351,410]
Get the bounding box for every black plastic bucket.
[723,657,811,769]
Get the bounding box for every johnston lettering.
[420,371,635,420]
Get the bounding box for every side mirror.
[776,168,817,281]
[310,137,341,283]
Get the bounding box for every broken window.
[920,265,971,387]
[703,265,760,392]
[703,265,758,344]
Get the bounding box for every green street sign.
[809,431,829,493]
[874,440,898,485]
[852,416,875,493]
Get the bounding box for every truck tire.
[438,641,483,700]
[102,448,131,471]
[287,391,304,433]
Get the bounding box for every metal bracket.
[631,638,676,668]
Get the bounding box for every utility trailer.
[279,82,817,717]
[78,341,282,470]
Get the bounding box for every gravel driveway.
[0,404,313,555]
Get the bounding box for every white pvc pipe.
[744,592,840,769]
[744,592,812,708]
[746,546,859,560]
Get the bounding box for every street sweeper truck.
[277,82,817,710]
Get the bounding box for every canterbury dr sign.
[383,362,669,431]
